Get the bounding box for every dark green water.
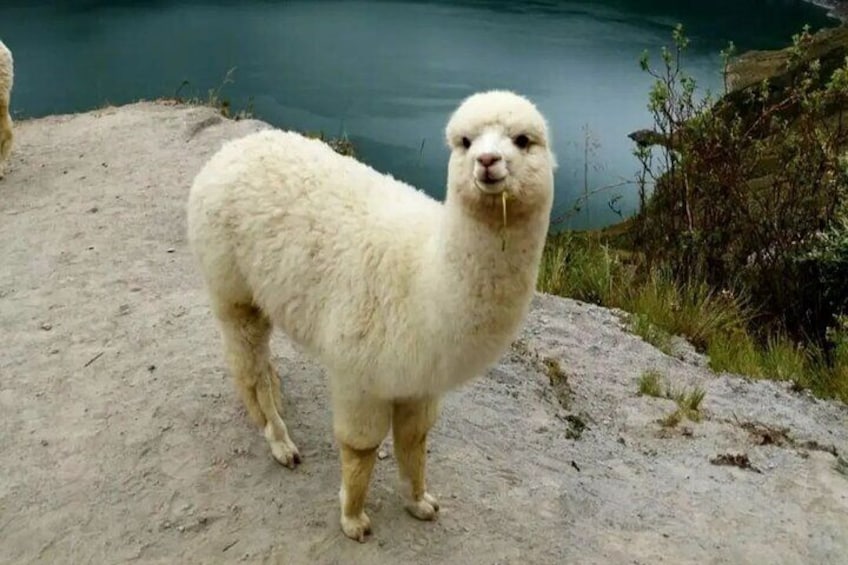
[0,1,836,229]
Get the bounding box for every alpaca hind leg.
[392,398,441,520]
[333,398,392,541]
[270,366,285,415]
[257,361,301,468]
[216,303,300,468]
[0,100,12,176]
[220,309,264,428]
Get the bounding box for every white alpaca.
[0,39,13,177]
[186,90,556,541]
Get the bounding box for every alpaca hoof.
[405,492,440,521]
[340,512,372,542]
[263,422,301,468]
[269,438,301,469]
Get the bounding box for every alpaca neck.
[424,192,550,345]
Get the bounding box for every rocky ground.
[1,102,846,564]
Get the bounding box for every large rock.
[1,103,846,564]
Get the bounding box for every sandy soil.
[1,102,847,565]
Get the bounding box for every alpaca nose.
[477,153,501,168]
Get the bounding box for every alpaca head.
[444,90,556,229]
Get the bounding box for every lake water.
[1,0,836,229]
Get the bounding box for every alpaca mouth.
[475,174,507,194]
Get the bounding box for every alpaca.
[186,90,556,541]
[0,39,13,177]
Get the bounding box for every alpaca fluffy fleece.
[187,89,556,541]
[0,39,13,176]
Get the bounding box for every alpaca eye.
[514,134,530,149]
[461,137,471,149]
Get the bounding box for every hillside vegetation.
[539,24,848,403]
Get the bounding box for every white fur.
[187,89,556,538]
[0,39,13,177]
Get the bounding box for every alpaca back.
[188,130,444,388]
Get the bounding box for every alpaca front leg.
[333,397,391,542]
[338,444,379,542]
[392,398,441,520]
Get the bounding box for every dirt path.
[1,102,846,564]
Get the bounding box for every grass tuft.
[637,370,665,397]
[637,369,706,426]
[170,67,254,120]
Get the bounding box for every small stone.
[177,525,185,533]
[87,206,99,213]
[40,439,48,446]
[148,364,156,372]
[40,322,52,331]
[377,448,389,460]
[166,248,176,254]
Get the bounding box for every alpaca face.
[465,127,517,194]
[445,91,556,227]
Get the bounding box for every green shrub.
[634,24,848,343]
